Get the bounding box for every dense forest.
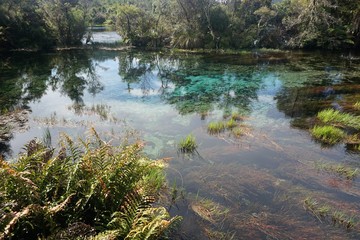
[0,0,360,50]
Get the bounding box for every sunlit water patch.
[1,50,360,239]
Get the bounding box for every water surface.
[1,49,360,239]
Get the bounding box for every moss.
[311,125,345,144]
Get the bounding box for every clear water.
[82,27,122,44]
[1,49,360,239]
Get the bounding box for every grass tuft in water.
[354,102,360,110]
[231,112,243,121]
[311,125,345,144]
[317,109,360,129]
[231,127,243,138]
[178,134,198,153]
[226,119,237,129]
[207,122,225,134]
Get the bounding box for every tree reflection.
[117,52,263,117]
[50,51,103,105]
[0,51,105,157]
[118,52,155,94]
[0,51,104,112]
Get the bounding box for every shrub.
[0,129,180,239]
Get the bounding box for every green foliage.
[178,134,198,153]
[311,125,345,144]
[354,102,360,110]
[207,121,226,135]
[317,109,360,129]
[207,112,247,139]
[0,0,54,49]
[1,0,359,50]
[0,129,179,239]
[226,119,237,129]
[40,0,88,46]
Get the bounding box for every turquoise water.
[1,49,360,239]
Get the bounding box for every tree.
[0,0,54,49]
[40,0,88,46]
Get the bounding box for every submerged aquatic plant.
[304,197,358,230]
[190,196,229,224]
[311,125,345,144]
[207,121,225,134]
[315,162,359,180]
[178,134,198,153]
[0,129,180,239]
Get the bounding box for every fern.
[0,130,180,239]
[107,191,181,240]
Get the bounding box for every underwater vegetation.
[311,125,345,145]
[304,197,357,230]
[0,129,180,239]
[315,162,358,180]
[178,134,198,153]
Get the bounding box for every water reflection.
[1,50,360,238]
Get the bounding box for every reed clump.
[311,125,345,144]
[207,112,246,138]
[207,121,226,134]
[317,109,360,129]
[178,134,198,153]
